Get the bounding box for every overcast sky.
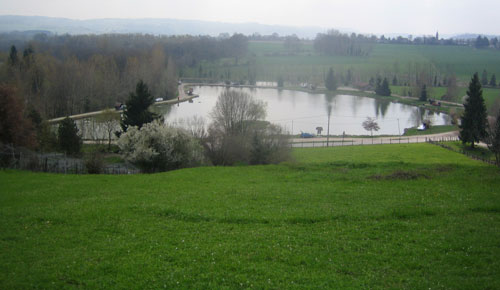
[0,0,498,35]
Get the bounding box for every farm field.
[184,41,500,86]
[1,144,499,288]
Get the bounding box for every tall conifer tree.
[121,80,157,132]
[325,68,338,91]
[459,73,488,148]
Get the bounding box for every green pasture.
[184,41,500,89]
[1,144,499,288]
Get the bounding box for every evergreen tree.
[420,84,428,101]
[490,74,497,87]
[481,70,488,86]
[375,77,382,92]
[382,78,391,96]
[58,117,81,155]
[325,68,338,91]
[8,45,18,66]
[121,80,157,132]
[375,77,391,96]
[392,75,398,86]
[459,73,488,148]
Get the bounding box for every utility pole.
[397,118,401,136]
[326,113,331,147]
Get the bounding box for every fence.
[427,140,499,166]
[0,145,139,174]
[291,136,460,148]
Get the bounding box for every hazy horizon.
[1,0,499,36]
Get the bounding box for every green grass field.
[1,144,499,288]
[438,141,496,162]
[185,41,500,85]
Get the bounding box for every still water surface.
[156,86,451,136]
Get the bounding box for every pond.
[154,86,451,136]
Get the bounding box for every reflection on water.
[374,98,390,118]
[155,86,451,136]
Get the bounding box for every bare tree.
[210,90,266,136]
[96,109,120,151]
[362,117,380,143]
[204,90,289,165]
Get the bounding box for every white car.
[155,98,164,102]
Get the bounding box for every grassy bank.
[1,144,499,288]
[391,85,500,110]
[403,125,458,136]
[438,140,496,162]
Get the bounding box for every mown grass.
[438,140,496,162]
[1,144,499,288]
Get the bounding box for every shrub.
[249,122,290,165]
[117,120,204,173]
[85,152,105,174]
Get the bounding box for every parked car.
[155,98,164,102]
[300,132,315,138]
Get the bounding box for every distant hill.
[0,15,325,38]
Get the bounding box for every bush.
[117,120,204,173]
[249,122,291,165]
[85,152,105,174]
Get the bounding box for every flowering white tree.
[118,120,204,173]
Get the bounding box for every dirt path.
[291,131,461,147]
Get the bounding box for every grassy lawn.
[1,144,499,288]
[438,141,496,162]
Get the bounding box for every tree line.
[0,33,249,119]
[313,30,376,56]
